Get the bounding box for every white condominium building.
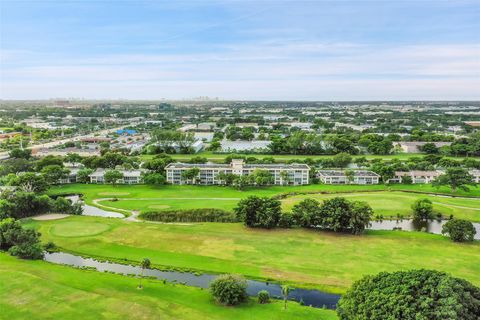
[165,159,310,185]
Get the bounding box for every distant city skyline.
[1,1,479,100]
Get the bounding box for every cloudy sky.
[1,0,479,100]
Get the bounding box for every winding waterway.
[44,252,341,309]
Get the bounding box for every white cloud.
[1,43,479,99]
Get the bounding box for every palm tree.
[281,284,290,310]
[138,258,151,289]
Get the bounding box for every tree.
[104,170,124,187]
[432,168,476,192]
[35,155,63,171]
[138,258,151,289]
[333,153,352,168]
[76,168,94,183]
[337,269,480,320]
[420,142,439,154]
[210,275,248,306]
[411,198,434,221]
[181,167,200,184]
[0,191,52,219]
[9,148,31,159]
[41,165,70,185]
[257,290,270,304]
[281,285,291,310]
[142,172,166,185]
[291,198,322,227]
[8,172,49,193]
[349,201,373,235]
[442,219,476,242]
[0,218,43,259]
[217,172,235,186]
[64,152,83,164]
[345,169,354,184]
[250,169,274,186]
[319,197,353,232]
[234,196,281,229]
[279,170,291,185]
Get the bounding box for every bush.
[337,269,480,320]
[1,219,43,260]
[411,198,434,220]
[278,213,295,228]
[442,219,477,242]
[257,290,270,304]
[234,196,281,229]
[210,274,248,306]
[140,209,237,223]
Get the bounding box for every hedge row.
[139,208,238,223]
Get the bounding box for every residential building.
[59,167,81,184]
[393,141,452,153]
[317,170,380,184]
[220,140,271,152]
[34,147,101,157]
[88,168,146,184]
[470,170,480,183]
[165,159,310,185]
[388,171,443,184]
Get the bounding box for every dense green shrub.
[442,219,477,242]
[210,274,248,306]
[140,209,237,223]
[337,269,480,320]
[411,198,434,220]
[234,196,281,229]
[278,213,295,228]
[257,290,270,304]
[0,218,43,259]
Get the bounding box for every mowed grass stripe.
[26,216,480,294]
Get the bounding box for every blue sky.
[1,0,479,100]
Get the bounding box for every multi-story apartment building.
[317,170,380,184]
[88,168,146,184]
[165,159,310,185]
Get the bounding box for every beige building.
[165,159,310,185]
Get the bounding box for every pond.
[65,195,124,218]
[369,219,480,240]
[44,252,340,309]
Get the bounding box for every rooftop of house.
[165,160,309,170]
[89,168,146,177]
[317,170,380,177]
[394,171,443,176]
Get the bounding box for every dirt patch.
[32,214,70,221]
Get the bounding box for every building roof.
[317,170,380,177]
[394,171,442,177]
[165,161,309,170]
[89,168,146,178]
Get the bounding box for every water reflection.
[369,219,480,240]
[44,252,340,309]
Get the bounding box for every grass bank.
[0,253,336,320]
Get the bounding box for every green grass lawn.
[0,253,336,320]
[49,184,480,221]
[282,191,480,222]
[26,216,480,294]
[140,151,475,162]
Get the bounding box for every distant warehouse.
[166,159,310,185]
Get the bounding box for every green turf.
[0,253,336,320]
[282,191,480,222]
[26,216,480,294]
